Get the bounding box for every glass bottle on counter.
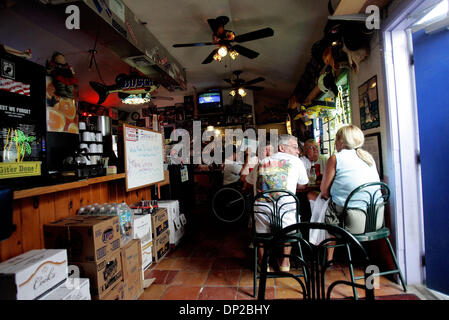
[309,166,317,185]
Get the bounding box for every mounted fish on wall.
[89,72,160,105]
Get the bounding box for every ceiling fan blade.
[244,85,264,91]
[234,27,274,43]
[207,18,220,34]
[244,77,265,86]
[232,45,259,59]
[223,79,233,84]
[202,49,218,64]
[173,42,214,48]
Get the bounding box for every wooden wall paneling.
[0,200,24,262]
[38,193,56,246]
[80,185,91,207]
[116,180,125,203]
[108,180,118,203]
[90,184,102,206]
[69,189,81,216]
[99,182,108,204]
[54,191,70,220]
[20,197,42,252]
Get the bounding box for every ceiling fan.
[224,70,265,96]
[172,16,274,64]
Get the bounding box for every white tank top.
[330,149,380,207]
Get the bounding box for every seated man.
[222,145,244,187]
[298,139,329,223]
[299,139,329,180]
[245,134,308,271]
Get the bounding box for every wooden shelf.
[13,170,171,200]
[13,173,126,200]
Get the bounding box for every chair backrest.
[342,182,390,234]
[252,189,300,235]
[257,222,375,300]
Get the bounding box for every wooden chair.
[257,222,375,300]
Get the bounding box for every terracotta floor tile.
[139,284,168,300]
[165,270,179,284]
[275,287,305,299]
[198,286,238,300]
[275,276,306,289]
[205,269,241,286]
[239,269,275,287]
[182,257,215,270]
[154,257,177,270]
[160,285,202,300]
[237,287,275,300]
[172,269,210,286]
[212,257,246,270]
[144,270,169,284]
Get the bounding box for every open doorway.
[382,0,449,297]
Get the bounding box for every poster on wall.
[359,75,380,131]
[364,132,384,179]
[46,76,79,134]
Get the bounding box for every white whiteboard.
[124,124,165,191]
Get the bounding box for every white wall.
[349,32,390,183]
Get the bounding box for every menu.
[123,124,164,191]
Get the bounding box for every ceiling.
[121,0,334,103]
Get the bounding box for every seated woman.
[308,125,380,258]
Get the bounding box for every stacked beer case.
[43,215,123,299]
[130,203,154,279]
[157,200,187,247]
[0,248,90,300]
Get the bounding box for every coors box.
[71,250,123,299]
[151,208,168,239]
[44,216,121,263]
[152,229,170,263]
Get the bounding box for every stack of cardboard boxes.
[157,200,186,248]
[0,248,91,300]
[150,208,170,263]
[131,209,153,278]
[43,215,124,300]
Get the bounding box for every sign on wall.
[359,75,380,131]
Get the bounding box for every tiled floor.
[139,212,411,300]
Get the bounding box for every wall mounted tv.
[197,90,223,114]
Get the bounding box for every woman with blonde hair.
[309,124,380,236]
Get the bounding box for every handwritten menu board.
[123,124,164,191]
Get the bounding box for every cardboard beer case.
[151,208,168,239]
[71,250,123,300]
[157,200,186,247]
[0,249,68,300]
[152,229,170,263]
[39,278,91,300]
[141,241,153,271]
[102,280,125,300]
[43,215,121,263]
[132,213,152,247]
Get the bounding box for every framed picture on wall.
[364,132,384,179]
[359,75,380,130]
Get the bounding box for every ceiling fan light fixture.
[121,93,151,105]
[238,88,246,97]
[229,49,239,60]
[218,45,228,57]
[213,52,223,62]
[229,90,236,96]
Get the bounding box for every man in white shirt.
[246,134,308,272]
[299,139,329,179]
[223,145,243,186]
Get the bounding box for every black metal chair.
[257,222,375,300]
[339,182,407,299]
[251,189,307,297]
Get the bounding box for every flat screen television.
[197,90,223,114]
